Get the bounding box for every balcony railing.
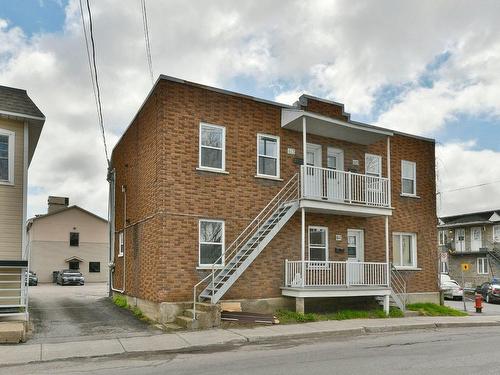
[284,260,388,288]
[300,165,390,207]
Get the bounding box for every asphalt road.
[29,283,160,343]
[7,326,500,375]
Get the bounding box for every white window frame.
[198,122,226,173]
[308,226,328,262]
[392,232,418,269]
[118,231,124,257]
[0,128,15,185]
[440,261,449,274]
[477,257,489,275]
[438,230,448,246]
[365,153,382,177]
[493,225,500,243]
[256,133,280,179]
[401,160,417,196]
[198,219,225,268]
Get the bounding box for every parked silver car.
[56,270,85,286]
[442,280,463,300]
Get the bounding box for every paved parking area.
[29,283,160,343]
[445,297,500,315]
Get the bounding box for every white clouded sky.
[1,0,499,218]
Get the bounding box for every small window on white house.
[0,129,14,184]
[199,219,224,267]
[477,258,489,275]
[401,160,416,196]
[199,123,225,171]
[365,154,381,177]
[118,231,124,257]
[493,225,500,243]
[439,230,448,246]
[257,134,280,178]
[393,232,417,268]
[440,261,449,274]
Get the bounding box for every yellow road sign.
[461,263,470,271]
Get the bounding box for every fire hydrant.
[475,293,483,313]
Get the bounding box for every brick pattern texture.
[111,79,438,303]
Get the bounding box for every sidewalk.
[2,315,500,366]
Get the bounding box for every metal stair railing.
[192,173,300,320]
[390,264,408,311]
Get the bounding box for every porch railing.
[284,260,388,288]
[300,165,390,207]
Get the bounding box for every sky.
[0,0,499,219]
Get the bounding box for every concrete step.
[175,315,199,330]
[194,302,215,312]
[0,321,26,343]
[162,323,183,331]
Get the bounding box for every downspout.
[109,169,126,294]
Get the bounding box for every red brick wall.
[111,79,438,303]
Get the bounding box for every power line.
[437,179,500,194]
[140,0,154,84]
[79,0,110,166]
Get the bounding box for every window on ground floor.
[477,257,489,275]
[89,262,101,273]
[199,219,224,267]
[308,226,328,262]
[69,261,80,270]
[392,232,417,268]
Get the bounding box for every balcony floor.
[300,198,392,217]
[281,286,391,298]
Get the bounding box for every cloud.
[437,141,500,216]
[0,0,499,219]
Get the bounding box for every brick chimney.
[47,196,69,214]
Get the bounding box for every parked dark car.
[56,270,85,286]
[477,280,500,303]
[25,271,38,286]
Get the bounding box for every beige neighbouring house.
[27,196,109,283]
[0,85,45,321]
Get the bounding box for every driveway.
[29,283,160,343]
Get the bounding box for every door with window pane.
[326,147,344,201]
[365,154,382,204]
[471,227,482,252]
[347,229,364,284]
[304,144,322,198]
[455,229,465,252]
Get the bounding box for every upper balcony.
[299,165,392,217]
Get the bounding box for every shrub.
[113,294,128,308]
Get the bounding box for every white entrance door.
[471,227,482,252]
[326,147,344,201]
[455,228,465,252]
[304,143,322,198]
[347,229,364,285]
[365,153,382,204]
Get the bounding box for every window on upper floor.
[199,123,225,172]
[493,225,500,243]
[0,128,14,184]
[257,134,280,178]
[401,160,417,196]
[439,230,448,246]
[393,232,417,269]
[69,232,79,247]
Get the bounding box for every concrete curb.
[3,317,500,366]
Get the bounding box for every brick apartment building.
[438,209,500,288]
[110,75,438,326]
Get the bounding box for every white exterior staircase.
[194,174,300,311]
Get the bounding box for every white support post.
[383,294,390,315]
[385,215,390,287]
[387,136,391,207]
[301,207,306,287]
[302,116,307,167]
